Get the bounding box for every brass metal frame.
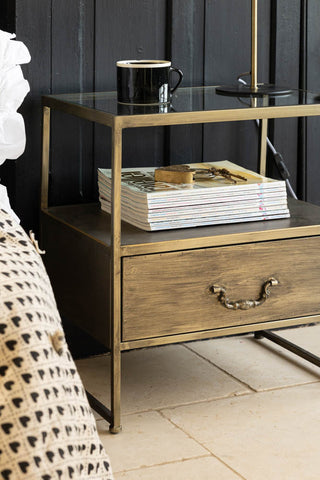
[41,106,50,210]
[42,93,320,128]
[259,117,268,175]
[41,88,320,433]
[42,200,320,256]
[121,315,320,351]
[110,121,122,433]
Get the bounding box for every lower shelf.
[42,198,320,256]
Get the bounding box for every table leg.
[110,122,123,433]
[254,330,320,367]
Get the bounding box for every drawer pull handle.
[210,277,279,310]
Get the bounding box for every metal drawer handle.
[210,277,279,310]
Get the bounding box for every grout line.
[182,342,257,392]
[94,396,239,421]
[114,455,212,475]
[158,410,247,480]
[94,379,320,425]
[182,339,320,390]
[242,378,320,394]
[115,456,247,479]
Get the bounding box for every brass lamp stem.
[251,0,258,90]
[216,0,292,97]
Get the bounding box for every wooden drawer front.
[122,237,320,341]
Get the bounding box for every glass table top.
[43,85,320,128]
[44,85,320,115]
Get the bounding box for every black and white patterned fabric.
[0,208,113,479]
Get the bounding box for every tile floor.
[76,324,320,479]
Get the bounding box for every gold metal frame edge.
[120,315,320,351]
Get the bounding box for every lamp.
[216,0,292,97]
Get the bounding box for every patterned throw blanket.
[0,208,113,479]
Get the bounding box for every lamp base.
[216,83,293,97]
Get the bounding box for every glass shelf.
[43,86,320,128]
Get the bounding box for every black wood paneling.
[93,0,167,178]
[167,0,205,165]
[203,0,272,173]
[50,0,95,206]
[0,2,16,207]
[0,0,15,32]
[0,0,319,234]
[306,0,320,204]
[269,0,301,195]
[13,0,52,229]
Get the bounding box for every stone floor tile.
[185,326,320,391]
[279,324,320,352]
[162,383,320,480]
[116,456,244,479]
[76,344,249,414]
[96,411,207,473]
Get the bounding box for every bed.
[0,207,113,479]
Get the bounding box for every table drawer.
[122,237,320,341]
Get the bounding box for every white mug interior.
[117,60,171,68]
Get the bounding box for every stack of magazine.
[98,160,290,231]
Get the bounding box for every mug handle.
[169,67,183,94]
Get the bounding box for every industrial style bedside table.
[41,86,320,432]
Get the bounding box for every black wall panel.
[50,0,95,206]
[0,0,319,233]
[203,0,271,173]
[167,0,205,165]
[269,0,301,195]
[1,0,52,227]
[94,0,167,179]
[306,0,320,204]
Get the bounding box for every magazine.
[98,161,286,205]
[98,161,290,231]
[99,196,289,221]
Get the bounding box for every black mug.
[117,60,183,105]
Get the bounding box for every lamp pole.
[216,0,291,97]
[251,0,258,90]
